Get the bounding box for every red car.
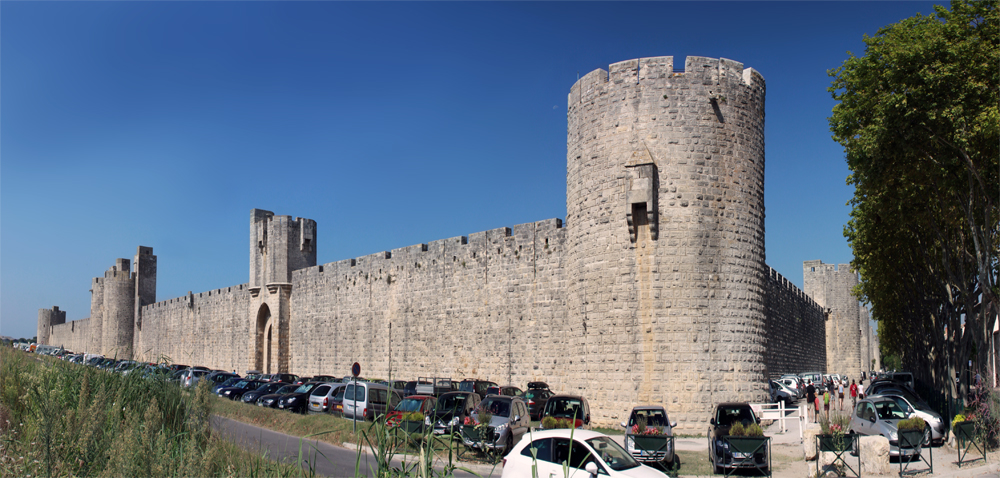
[385,395,437,427]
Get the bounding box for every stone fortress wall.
[42,56,853,431]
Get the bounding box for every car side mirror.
[584,461,599,477]
[621,421,628,428]
[869,415,876,423]
[514,415,521,423]
[671,421,678,428]
[710,419,716,426]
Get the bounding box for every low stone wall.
[803,423,890,476]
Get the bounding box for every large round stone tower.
[101,258,135,359]
[565,56,767,431]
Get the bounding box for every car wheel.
[922,425,931,447]
[850,431,859,456]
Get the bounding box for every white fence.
[750,401,806,439]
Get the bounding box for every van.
[343,382,401,421]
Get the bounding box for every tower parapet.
[566,56,767,431]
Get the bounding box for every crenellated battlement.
[568,56,764,107]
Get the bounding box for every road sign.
[352,362,361,377]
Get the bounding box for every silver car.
[307,383,345,414]
[848,397,920,458]
[459,396,531,454]
[873,391,945,445]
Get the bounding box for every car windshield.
[716,406,756,427]
[585,436,639,471]
[294,383,316,394]
[437,394,466,411]
[276,385,298,394]
[630,409,668,427]
[547,398,584,419]
[874,400,907,420]
[395,398,426,412]
[523,390,545,400]
[235,381,250,388]
[479,398,511,417]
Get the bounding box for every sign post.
[352,362,361,433]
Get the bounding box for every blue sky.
[1,1,942,340]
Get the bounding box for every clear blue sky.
[1,1,942,340]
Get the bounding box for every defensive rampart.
[764,268,826,376]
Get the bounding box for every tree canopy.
[829,0,998,400]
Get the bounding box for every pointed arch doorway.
[255,304,275,373]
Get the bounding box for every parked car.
[311,375,339,383]
[218,380,266,400]
[379,380,407,396]
[180,369,212,389]
[708,402,768,474]
[277,382,321,413]
[416,377,455,396]
[849,397,921,458]
[458,379,498,397]
[459,396,530,455]
[330,383,349,416]
[213,377,243,395]
[501,428,667,478]
[242,381,289,405]
[523,383,554,420]
[540,394,592,430]
[257,384,299,408]
[485,385,523,397]
[308,383,346,414]
[204,372,240,390]
[261,373,299,384]
[621,405,676,467]
[386,395,437,427]
[430,391,481,435]
[404,380,429,397]
[343,382,401,421]
[769,380,796,405]
[870,391,944,445]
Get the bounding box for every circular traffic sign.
[352,362,361,377]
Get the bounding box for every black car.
[708,402,767,474]
[431,391,481,436]
[218,380,266,400]
[277,382,321,413]
[213,377,243,395]
[523,383,554,420]
[242,381,289,405]
[458,379,498,397]
[256,384,299,408]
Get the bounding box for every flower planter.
[897,429,932,475]
[625,434,674,464]
[954,421,977,441]
[722,436,770,477]
[400,420,425,435]
[815,433,860,477]
[898,429,924,450]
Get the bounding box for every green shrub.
[401,411,424,422]
[729,422,746,436]
[898,417,926,431]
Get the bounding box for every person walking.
[823,388,831,421]
[838,380,845,411]
[849,380,859,409]
[806,381,817,423]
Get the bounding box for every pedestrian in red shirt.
[849,380,859,409]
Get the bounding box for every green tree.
[829,0,998,402]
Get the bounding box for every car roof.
[631,405,666,411]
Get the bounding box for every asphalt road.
[210,415,500,478]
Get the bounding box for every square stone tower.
[803,260,863,379]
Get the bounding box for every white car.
[502,429,668,478]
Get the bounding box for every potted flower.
[952,413,977,441]
[624,413,675,469]
[399,411,425,434]
[725,422,770,473]
[897,417,927,450]
[818,414,856,453]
